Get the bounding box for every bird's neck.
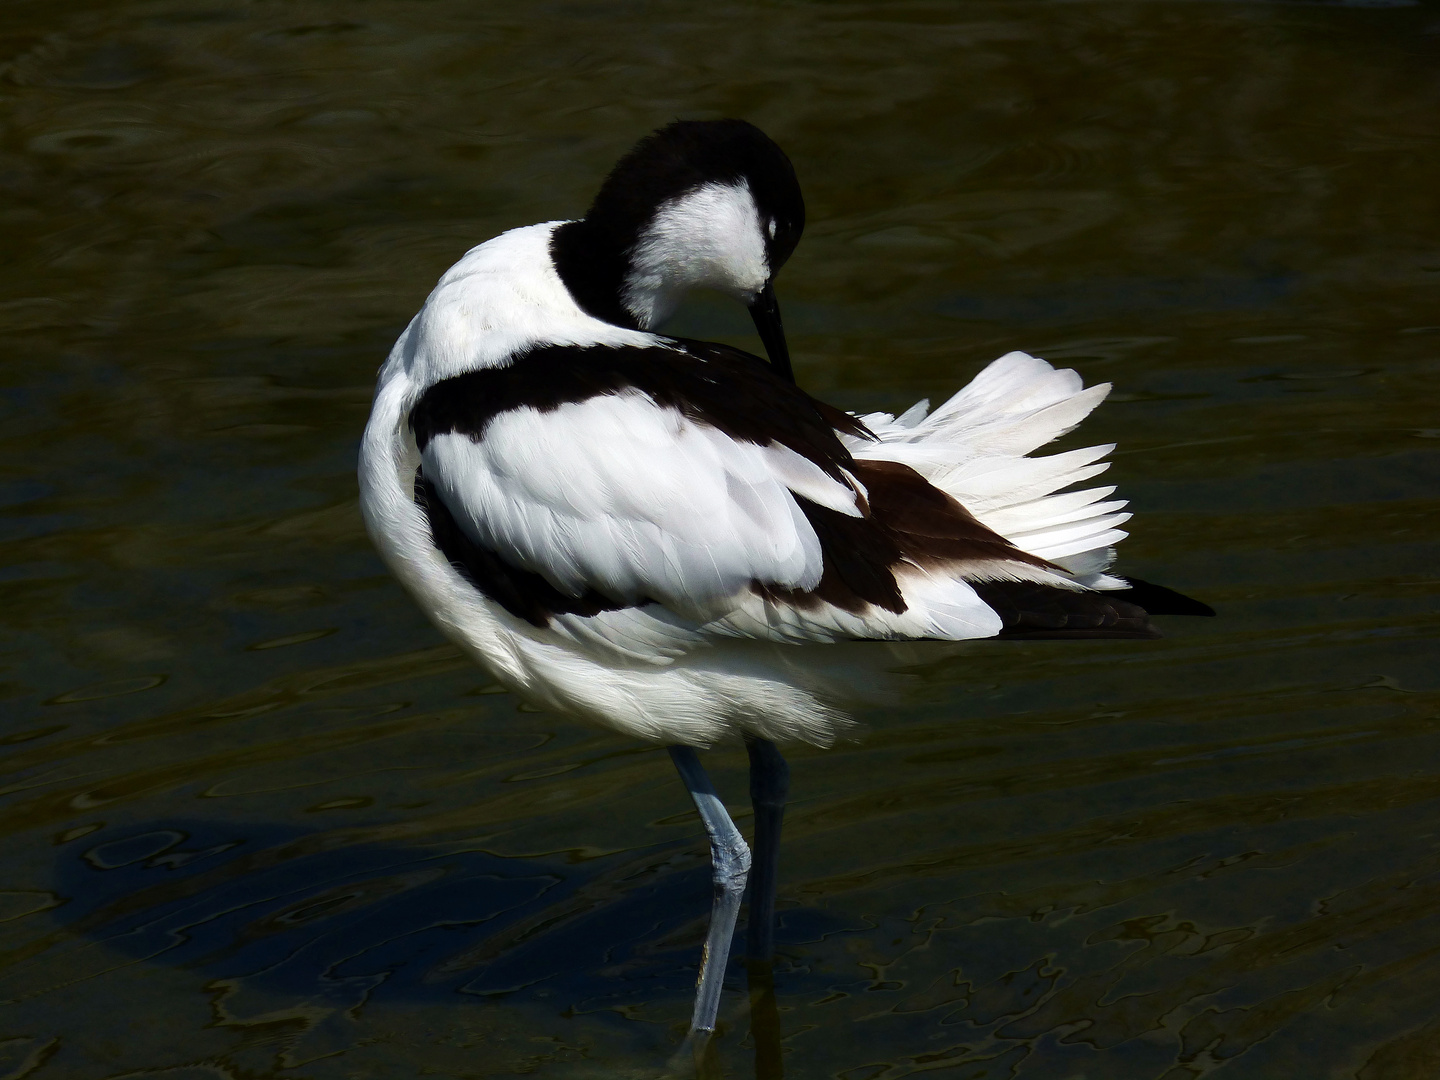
[389,223,665,391]
[551,182,772,335]
[549,218,649,330]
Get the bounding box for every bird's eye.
[767,219,778,239]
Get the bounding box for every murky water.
[3,0,1439,1076]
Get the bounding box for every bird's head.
[550,119,805,380]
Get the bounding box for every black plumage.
[408,339,865,483]
[550,119,805,330]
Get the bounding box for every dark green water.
[3,1,1440,1076]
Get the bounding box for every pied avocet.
[358,119,1213,1044]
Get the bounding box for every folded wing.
[419,386,848,618]
[410,342,1183,651]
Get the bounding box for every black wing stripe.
[408,339,867,483]
[414,470,639,628]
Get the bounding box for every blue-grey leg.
[669,745,752,1035]
[745,738,789,1080]
[745,737,789,962]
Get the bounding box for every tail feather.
[935,384,1112,458]
[944,445,1114,513]
[1006,516,1133,561]
[840,355,1113,590]
[932,350,1087,418]
[838,351,1215,628]
[986,490,1125,533]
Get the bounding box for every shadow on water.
[39,819,849,1072]
[48,819,825,996]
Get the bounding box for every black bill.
[748,281,794,383]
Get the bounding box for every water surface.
[2,1,1439,1076]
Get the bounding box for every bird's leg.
[744,737,789,1080]
[744,737,789,963]
[669,745,751,1037]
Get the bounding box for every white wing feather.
[850,351,1130,573]
[420,389,862,617]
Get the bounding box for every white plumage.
[421,390,849,607]
[850,352,1131,584]
[360,217,1128,746]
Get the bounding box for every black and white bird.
[359,119,1212,1042]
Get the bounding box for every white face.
[621,180,771,329]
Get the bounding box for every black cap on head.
[589,119,805,272]
[552,120,806,332]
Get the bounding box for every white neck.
[621,180,771,329]
[384,222,664,390]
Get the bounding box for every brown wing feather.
[755,458,1063,616]
[850,459,1058,570]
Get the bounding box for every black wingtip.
[969,580,1164,640]
[1108,577,1216,618]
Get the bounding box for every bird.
[357,118,1213,1048]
